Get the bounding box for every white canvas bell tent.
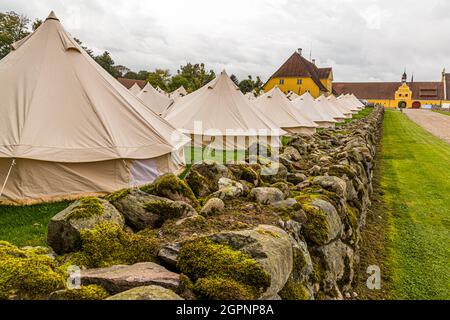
[254,87,318,135]
[169,86,188,102]
[315,95,346,122]
[291,92,337,128]
[286,91,300,101]
[165,71,285,150]
[349,94,365,109]
[0,11,190,204]
[338,94,360,112]
[137,82,174,115]
[327,95,353,118]
[129,83,142,95]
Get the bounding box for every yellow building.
[334,70,450,108]
[264,49,333,98]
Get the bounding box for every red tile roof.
[333,82,445,100]
[268,52,329,92]
[117,78,146,89]
[317,67,332,79]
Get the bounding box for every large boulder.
[299,198,343,246]
[47,197,124,254]
[106,285,183,300]
[226,162,260,185]
[207,225,293,299]
[312,240,354,298]
[185,161,234,196]
[209,179,244,200]
[281,146,302,161]
[312,176,347,199]
[108,189,196,230]
[141,173,199,208]
[250,187,285,205]
[80,262,180,294]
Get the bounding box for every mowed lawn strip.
[0,201,71,247]
[382,110,450,299]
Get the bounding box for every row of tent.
[0,12,364,203]
[127,70,364,150]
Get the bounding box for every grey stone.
[47,198,124,254]
[106,285,183,300]
[250,187,285,204]
[200,197,225,216]
[81,262,180,294]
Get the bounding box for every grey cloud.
[1,0,449,82]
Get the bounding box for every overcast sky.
[2,0,450,82]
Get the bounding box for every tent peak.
[46,11,59,21]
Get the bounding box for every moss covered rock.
[0,242,65,299]
[61,222,160,268]
[200,197,225,217]
[106,285,183,300]
[141,173,199,208]
[206,225,293,299]
[48,197,124,254]
[185,161,234,194]
[250,187,285,205]
[49,285,109,300]
[177,238,270,299]
[193,277,254,300]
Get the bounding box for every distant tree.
[115,65,130,78]
[230,74,239,86]
[167,74,190,92]
[95,51,121,78]
[135,70,149,80]
[124,71,138,79]
[147,69,171,91]
[32,18,42,31]
[0,11,30,59]
[238,75,264,94]
[73,38,95,58]
[175,63,215,92]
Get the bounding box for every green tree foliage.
[0,11,30,59]
[147,69,171,91]
[230,74,239,86]
[73,38,95,58]
[94,51,123,78]
[32,18,42,31]
[170,63,216,93]
[238,75,264,95]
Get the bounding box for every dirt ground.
[404,109,450,143]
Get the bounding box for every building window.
[399,94,402,97]
[405,94,408,97]
[297,79,302,85]
[279,79,284,85]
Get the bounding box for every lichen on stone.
[193,277,254,300]
[177,238,271,299]
[278,278,309,300]
[52,285,109,300]
[104,188,131,203]
[66,196,104,221]
[61,222,160,268]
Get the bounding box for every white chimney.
[297,48,302,56]
[312,59,316,65]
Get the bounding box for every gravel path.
[404,109,450,144]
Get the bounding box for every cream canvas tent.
[287,91,300,101]
[169,86,188,102]
[292,92,337,128]
[338,94,360,112]
[0,11,190,204]
[327,95,353,118]
[315,95,346,122]
[129,83,142,95]
[156,86,168,96]
[165,71,285,150]
[137,82,174,115]
[254,87,317,134]
[349,94,365,109]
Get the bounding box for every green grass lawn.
[0,201,71,247]
[336,107,373,126]
[432,110,450,116]
[184,146,246,164]
[381,110,450,299]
